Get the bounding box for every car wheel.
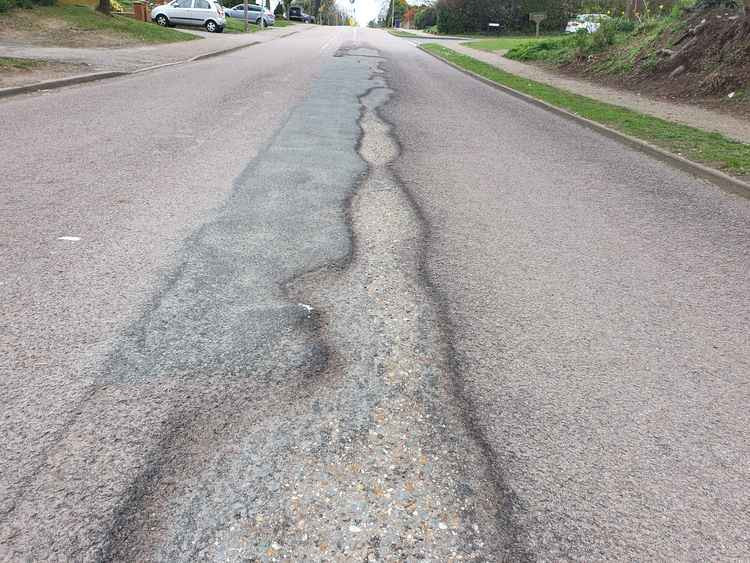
[155,14,169,26]
[205,19,218,32]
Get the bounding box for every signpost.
[530,12,546,37]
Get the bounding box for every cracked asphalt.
[1,26,749,561]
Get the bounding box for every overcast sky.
[348,0,386,26]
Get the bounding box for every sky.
[348,0,387,26]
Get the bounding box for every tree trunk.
[626,0,641,19]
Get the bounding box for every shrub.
[614,16,635,32]
[590,18,617,51]
[573,28,590,48]
[436,0,468,33]
[506,35,577,62]
[414,5,436,29]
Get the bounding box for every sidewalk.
[0,24,310,88]
[434,40,750,144]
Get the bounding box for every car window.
[250,5,261,10]
[173,0,192,8]
[194,0,209,8]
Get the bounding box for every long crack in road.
[2,25,749,562]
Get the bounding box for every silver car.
[225,3,274,25]
[151,0,226,32]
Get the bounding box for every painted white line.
[57,236,81,241]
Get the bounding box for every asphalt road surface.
[1,26,748,561]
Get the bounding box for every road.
[1,26,748,561]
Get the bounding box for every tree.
[384,0,408,26]
[403,5,416,26]
[414,5,436,28]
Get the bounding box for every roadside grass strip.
[224,18,263,33]
[388,30,422,38]
[224,18,292,32]
[421,43,750,179]
[55,6,198,43]
[463,35,565,53]
[0,57,43,70]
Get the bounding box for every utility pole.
[390,0,395,27]
[244,0,249,32]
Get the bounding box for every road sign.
[530,12,546,36]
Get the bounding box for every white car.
[565,13,610,33]
[151,0,226,33]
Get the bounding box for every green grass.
[388,28,488,39]
[224,16,293,32]
[505,17,679,71]
[223,16,262,32]
[388,29,421,38]
[505,34,582,63]
[421,43,750,178]
[30,5,198,43]
[0,56,43,70]
[271,18,294,27]
[463,35,564,53]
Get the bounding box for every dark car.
[288,6,314,22]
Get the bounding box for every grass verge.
[224,17,293,32]
[57,6,197,42]
[421,43,750,179]
[223,17,262,32]
[0,5,199,43]
[387,29,421,38]
[0,56,43,70]
[463,35,564,53]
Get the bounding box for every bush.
[506,35,576,62]
[436,0,468,33]
[614,16,635,32]
[590,18,617,51]
[414,5,436,29]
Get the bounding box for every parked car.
[565,13,610,33]
[225,3,274,25]
[288,5,314,23]
[151,0,225,32]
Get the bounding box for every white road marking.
[57,236,81,241]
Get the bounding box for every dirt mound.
[561,9,750,117]
[645,9,750,97]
